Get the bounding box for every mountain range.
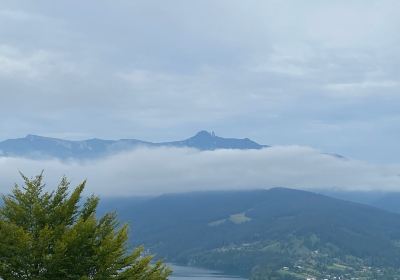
[0,131,267,159]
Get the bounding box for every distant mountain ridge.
[0,131,268,159]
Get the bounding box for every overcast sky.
[1,0,400,165]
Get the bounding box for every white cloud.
[0,147,399,197]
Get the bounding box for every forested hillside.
[101,188,400,279]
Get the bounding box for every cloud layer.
[1,147,399,196]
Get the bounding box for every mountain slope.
[101,188,400,278]
[0,131,267,159]
[315,190,400,215]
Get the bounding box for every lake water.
[169,264,247,280]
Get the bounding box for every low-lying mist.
[0,146,399,196]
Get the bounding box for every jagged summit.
[165,130,267,151]
[191,130,215,138]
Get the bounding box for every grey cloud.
[0,147,399,196]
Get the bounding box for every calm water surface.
[169,264,247,280]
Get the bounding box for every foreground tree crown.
[0,173,171,280]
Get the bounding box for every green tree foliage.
[0,173,171,280]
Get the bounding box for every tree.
[0,173,171,280]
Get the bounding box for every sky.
[1,1,400,194]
